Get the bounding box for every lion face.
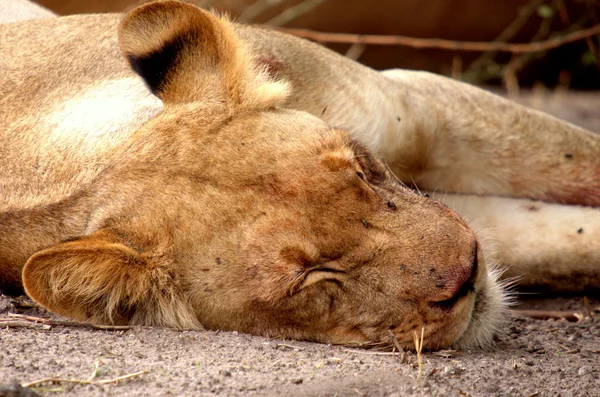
[20,1,507,351]
[191,120,494,350]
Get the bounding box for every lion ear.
[22,230,199,328]
[119,1,289,108]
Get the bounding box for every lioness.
[0,1,597,350]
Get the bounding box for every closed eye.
[300,268,346,290]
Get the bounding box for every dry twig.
[6,313,134,330]
[464,0,544,80]
[512,309,584,322]
[388,330,406,363]
[341,349,400,356]
[275,24,600,53]
[21,370,149,389]
[0,319,51,330]
[276,343,304,350]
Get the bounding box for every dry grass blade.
[413,327,424,383]
[21,378,92,387]
[276,343,304,350]
[94,370,150,385]
[21,370,149,388]
[7,313,134,330]
[388,330,406,363]
[512,309,584,322]
[341,349,399,356]
[7,313,52,323]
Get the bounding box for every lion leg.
[0,0,56,24]
[245,30,600,206]
[380,70,600,206]
[429,192,600,292]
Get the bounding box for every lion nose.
[430,240,479,308]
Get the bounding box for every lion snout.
[428,240,479,307]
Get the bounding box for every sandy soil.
[1,89,599,397]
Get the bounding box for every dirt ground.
[1,89,600,397]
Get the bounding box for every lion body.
[0,0,598,350]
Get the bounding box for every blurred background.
[33,0,600,92]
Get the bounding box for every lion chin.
[452,266,512,350]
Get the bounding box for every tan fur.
[0,0,597,351]
[0,1,506,351]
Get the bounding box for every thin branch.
[95,370,150,385]
[0,320,51,330]
[341,349,400,356]
[274,24,600,53]
[387,330,406,363]
[265,0,325,26]
[21,370,149,388]
[6,313,134,330]
[465,0,544,79]
[238,0,286,23]
[512,309,584,322]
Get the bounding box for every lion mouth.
[430,249,479,312]
[430,278,476,312]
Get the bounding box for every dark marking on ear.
[348,139,387,185]
[564,153,573,159]
[127,34,189,96]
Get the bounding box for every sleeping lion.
[0,0,598,351]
